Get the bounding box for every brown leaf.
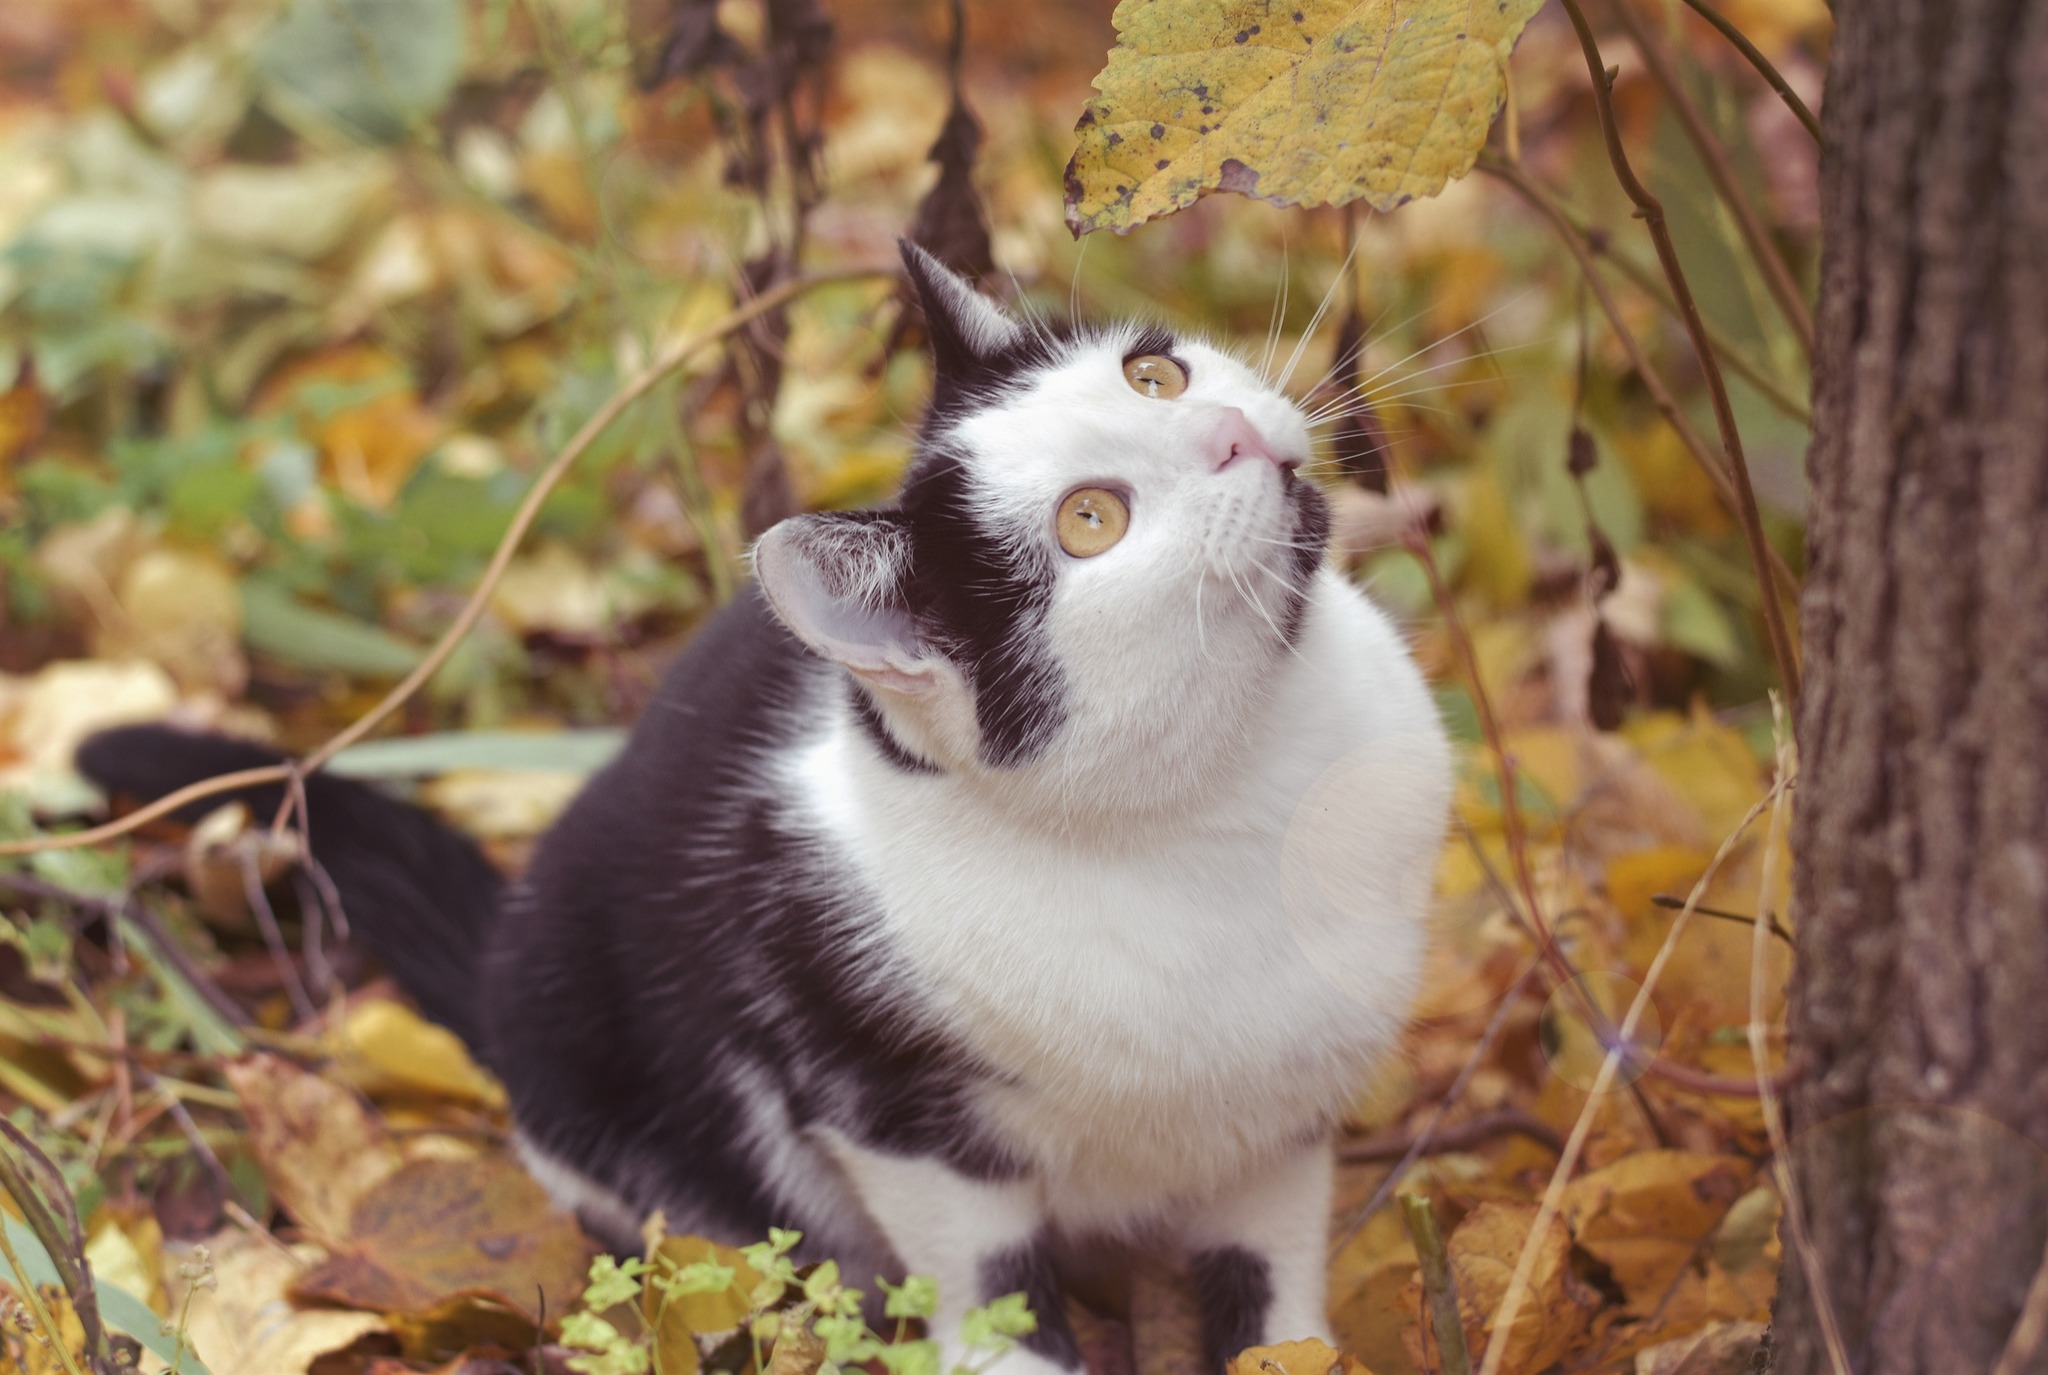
[1560,1152,1755,1311]
[1398,1201,1603,1375]
[1225,1338,1376,1375]
[292,1157,593,1319]
[225,1053,403,1242]
[1631,1320,1767,1375]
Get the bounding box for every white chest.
[781,577,1452,1226]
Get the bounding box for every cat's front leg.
[1179,1139,1338,1374]
[826,1137,1081,1375]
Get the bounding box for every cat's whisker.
[1259,244,1292,385]
[1276,235,1361,393]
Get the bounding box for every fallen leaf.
[1561,1152,1754,1310]
[170,1228,390,1375]
[1398,1200,1602,1375]
[337,997,507,1108]
[1226,1338,1374,1375]
[291,1157,593,1318]
[1065,0,1545,234]
[1631,1319,1767,1375]
[225,1053,404,1242]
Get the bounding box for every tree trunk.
[1774,1,2048,1371]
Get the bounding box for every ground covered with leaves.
[0,0,1825,1371]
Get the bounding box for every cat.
[79,243,1453,1375]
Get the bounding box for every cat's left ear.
[900,240,1021,368]
[753,511,950,695]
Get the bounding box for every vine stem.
[0,267,891,859]
[1558,0,1801,703]
[1679,0,1823,142]
[1607,0,1813,355]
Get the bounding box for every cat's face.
[755,244,1331,812]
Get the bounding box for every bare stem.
[1558,0,1802,702]
[1402,1194,1472,1375]
[1679,0,1822,142]
[1608,0,1813,354]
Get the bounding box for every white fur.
[761,320,1452,1351]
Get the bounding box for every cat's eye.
[1056,487,1130,558]
[1123,355,1187,400]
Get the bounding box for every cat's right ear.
[900,240,1021,370]
[753,512,950,696]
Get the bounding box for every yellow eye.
[1056,487,1130,558]
[1123,354,1187,400]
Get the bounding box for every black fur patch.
[1190,1247,1273,1375]
[979,1235,1083,1370]
[1278,479,1333,646]
[485,586,1022,1253]
[896,447,1066,767]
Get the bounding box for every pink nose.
[1208,407,1299,473]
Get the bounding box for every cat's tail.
[74,724,500,1053]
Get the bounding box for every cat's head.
[754,242,1330,812]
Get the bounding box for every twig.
[1750,698,1852,1374]
[0,267,891,861]
[240,850,316,1025]
[1678,0,1822,142]
[1477,155,1801,612]
[1402,1194,1472,1375]
[1607,0,1813,354]
[1558,0,1801,703]
[1340,1109,1563,1163]
[1476,771,1787,1375]
[1651,891,1794,945]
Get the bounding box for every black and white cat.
[80,244,1452,1375]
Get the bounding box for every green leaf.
[326,729,627,779]
[1065,0,1545,234]
[4,1213,214,1373]
[256,0,466,144]
[879,1274,938,1322]
[241,579,424,677]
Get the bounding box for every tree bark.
[1775,1,2048,1371]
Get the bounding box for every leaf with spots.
[1064,0,1545,235]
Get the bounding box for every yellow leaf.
[337,997,507,1109]
[224,1052,404,1242]
[172,1228,390,1375]
[1560,1151,1753,1309]
[1227,1337,1376,1375]
[1065,0,1546,234]
[1398,1200,1601,1374]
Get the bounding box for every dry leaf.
[337,997,507,1108]
[1561,1152,1754,1311]
[168,1227,390,1375]
[291,1157,593,1318]
[1398,1200,1602,1375]
[1225,1338,1375,1375]
[1065,0,1545,234]
[225,1052,404,1242]
[1632,1319,1766,1375]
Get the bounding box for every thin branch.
[1341,1108,1564,1163]
[1558,0,1801,703]
[1403,1194,1473,1375]
[1651,891,1794,945]
[0,267,891,860]
[1679,0,1822,142]
[1478,156,1801,606]
[1607,0,1812,354]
